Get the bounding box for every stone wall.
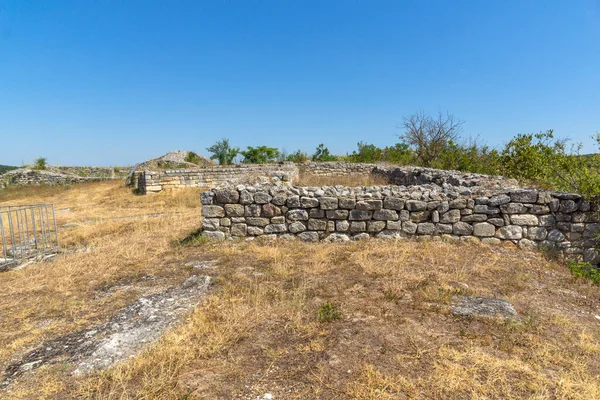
[200,183,600,264]
[136,163,299,194]
[0,169,97,188]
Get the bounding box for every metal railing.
[0,204,59,270]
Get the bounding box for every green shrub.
[568,261,600,285]
[287,150,310,163]
[317,302,341,322]
[33,157,47,170]
[184,151,202,164]
[312,144,337,162]
[240,146,281,164]
[207,138,239,165]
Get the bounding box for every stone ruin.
[197,163,600,264]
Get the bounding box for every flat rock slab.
[451,295,517,318]
[2,272,212,387]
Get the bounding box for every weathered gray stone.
[510,214,538,226]
[481,237,501,245]
[231,217,246,223]
[367,221,386,233]
[417,223,435,235]
[352,233,370,241]
[247,226,264,236]
[349,221,367,232]
[301,197,319,208]
[202,205,225,218]
[496,225,522,240]
[324,233,350,242]
[409,211,430,223]
[453,222,473,236]
[231,223,247,237]
[224,204,245,217]
[559,200,578,213]
[239,189,254,204]
[338,198,356,209]
[289,221,307,233]
[203,231,225,240]
[383,197,404,210]
[402,221,417,234]
[254,192,272,204]
[386,220,402,230]
[538,214,556,227]
[475,197,489,205]
[287,209,309,221]
[286,195,301,207]
[449,199,467,209]
[309,208,325,218]
[489,194,510,206]
[200,191,214,205]
[527,227,547,240]
[245,204,262,217]
[487,218,504,227]
[336,220,350,232]
[202,218,220,231]
[547,229,566,242]
[452,296,517,318]
[436,224,453,234]
[271,216,286,224]
[320,197,338,210]
[440,209,461,223]
[298,231,319,242]
[461,214,487,222]
[500,203,527,214]
[326,210,349,220]
[373,209,399,221]
[215,189,239,204]
[261,203,281,217]
[264,224,288,233]
[437,201,450,213]
[510,190,537,203]
[398,210,410,221]
[220,218,231,227]
[271,194,287,206]
[349,210,373,220]
[473,222,495,237]
[406,200,427,211]
[473,205,500,215]
[356,200,383,211]
[308,219,327,231]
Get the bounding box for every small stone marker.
[451,295,517,318]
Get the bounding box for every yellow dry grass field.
[1,181,600,399]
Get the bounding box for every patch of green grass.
[568,261,600,285]
[317,302,341,323]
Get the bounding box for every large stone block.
[373,209,399,221]
[356,200,383,211]
[473,222,495,237]
[367,221,386,233]
[308,219,328,231]
[200,192,214,205]
[254,192,272,204]
[383,197,404,210]
[261,203,281,217]
[245,204,262,217]
[301,197,320,208]
[496,225,523,240]
[402,221,418,234]
[349,221,367,232]
[409,211,430,223]
[489,194,510,206]
[440,209,460,223]
[510,214,539,226]
[287,195,301,208]
[349,210,373,220]
[203,231,225,240]
[320,197,339,210]
[417,223,435,235]
[289,221,307,233]
[326,210,349,220]
[264,223,288,233]
[202,205,225,218]
[336,220,350,232]
[510,190,538,203]
[202,218,220,231]
[215,189,240,204]
[298,231,319,242]
[231,223,247,237]
[287,209,309,221]
[224,204,245,217]
[338,198,356,209]
[405,200,427,211]
[453,222,473,236]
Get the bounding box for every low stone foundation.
[200,183,600,264]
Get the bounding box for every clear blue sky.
[1,0,599,166]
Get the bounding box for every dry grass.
[1,182,600,399]
[295,173,389,187]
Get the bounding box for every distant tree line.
[205,111,600,198]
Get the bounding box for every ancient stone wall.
[136,163,299,194]
[200,183,600,264]
[0,169,97,188]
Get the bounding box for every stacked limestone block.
[201,183,600,264]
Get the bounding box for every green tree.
[33,157,47,170]
[382,142,414,165]
[287,150,310,163]
[312,144,337,161]
[347,142,383,163]
[400,111,464,167]
[206,138,239,165]
[240,146,281,164]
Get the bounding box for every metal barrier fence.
[0,204,59,270]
